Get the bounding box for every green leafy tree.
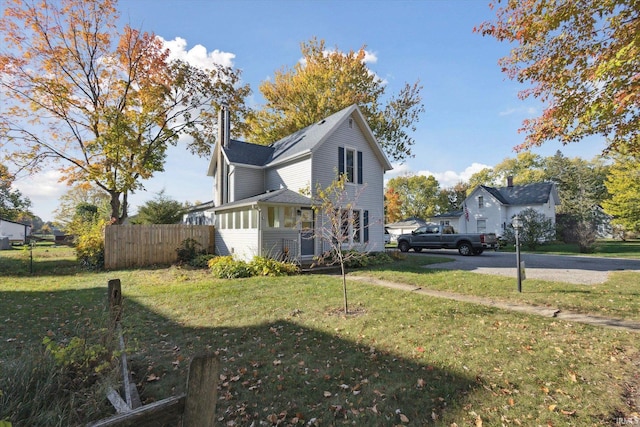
[132,190,185,224]
[435,181,470,214]
[503,208,556,250]
[467,167,499,192]
[493,152,546,185]
[386,175,439,220]
[0,0,250,224]
[54,184,111,232]
[245,37,424,162]
[477,0,639,156]
[602,153,640,235]
[0,164,32,221]
[543,152,609,250]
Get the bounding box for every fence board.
[104,225,214,270]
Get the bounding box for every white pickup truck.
[396,224,498,256]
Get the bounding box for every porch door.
[300,208,315,256]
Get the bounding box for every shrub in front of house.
[176,238,205,264]
[208,256,253,279]
[343,250,393,268]
[189,253,216,269]
[250,256,300,276]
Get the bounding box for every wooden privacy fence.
[104,225,214,270]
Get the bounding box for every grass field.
[0,243,639,426]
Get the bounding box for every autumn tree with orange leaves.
[476,0,639,157]
[0,0,249,223]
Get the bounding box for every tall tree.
[493,152,546,185]
[0,0,249,223]
[132,190,185,224]
[435,181,470,214]
[0,164,32,221]
[54,184,111,232]
[245,38,424,162]
[602,153,640,234]
[386,175,439,220]
[384,186,402,224]
[476,0,639,156]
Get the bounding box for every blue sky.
[11,0,606,221]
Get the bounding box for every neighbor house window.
[477,219,487,233]
[353,210,361,242]
[478,196,484,209]
[251,210,258,229]
[234,211,241,229]
[338,147,363,184]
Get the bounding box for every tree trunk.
[341,263,348,315]
[108,190,128,224]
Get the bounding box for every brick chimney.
[218,103,230,148]
[507,176,514,188]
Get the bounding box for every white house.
[203,104,393,262]
[0,217,32,245]
[385,216,429,242]
[431,178,560,237]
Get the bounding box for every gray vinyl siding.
[311,115,386,251]
[265,156,312,193]
[230,166,264,202]
[261,229,300,259]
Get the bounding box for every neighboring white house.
[182,201,215,225]
[385,216,429,242]
[430,179,560,237]
[202,104,393,262]
[0,217,32,245]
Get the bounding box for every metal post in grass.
[512,215,523,293]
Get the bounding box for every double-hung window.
[338,147,363,184]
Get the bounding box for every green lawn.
[0,244,639,426]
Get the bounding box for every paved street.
[410,250,640,285]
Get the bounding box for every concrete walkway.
[348,275,640,333]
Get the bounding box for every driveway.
[412,250,640,285]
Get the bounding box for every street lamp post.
[512,216,522,293]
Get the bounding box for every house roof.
[432,210,463,219]
[481,182,558,205]
[212,188,313,211]
[0,217,31,227]
[386,216,429,228]
[208,104,393,174]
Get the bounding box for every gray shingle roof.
[484,182,557,205]
[223,139,274,166]
[221,105,382,168]
[212,188,313,211]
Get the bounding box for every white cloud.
[12,169,67,221]
[499,106,538,117]
[385,162,492,189]
[159,36,236,69]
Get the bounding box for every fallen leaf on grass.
[323,391,332,397]
[399,413,409,423]
[146,373,160,382]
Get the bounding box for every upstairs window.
[338,147,363,184]
[478,196,484,209]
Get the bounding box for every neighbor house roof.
[386,216,429,228]
[432,210,463,219]
[481,182,558,205]
[212,188,313,211]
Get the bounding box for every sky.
[8,0,607,222]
